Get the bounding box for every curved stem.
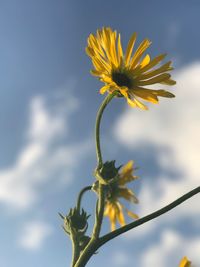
[93,93,115,239]
[74,94,115,267]
[76,186,92,212]
[95,93,116,169]
[98,186,200,248]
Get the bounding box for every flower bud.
[60,207,90,236]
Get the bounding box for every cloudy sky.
[0,1,200,267]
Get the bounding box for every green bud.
[60,207,90,236]
[100,160,121,181]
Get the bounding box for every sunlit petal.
[86,28,175,110]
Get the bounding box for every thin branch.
[76,186,92,212]
[98,186,200,248]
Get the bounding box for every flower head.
[86,27,176,110]
[179,257,192,267]
[103,160,139,231]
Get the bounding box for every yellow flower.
[86,27,176,110]
[104,160,139,231]
[179,257,192,267]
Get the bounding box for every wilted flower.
[102,160,139,231]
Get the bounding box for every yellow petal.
[100,75,113,84]
[110,205,118,231]
[117,33,124,65]
[119,188,139,203]
[99,85,110,94]
[92,57,109,72]
[153,89,175,98]
[133,88,159,104]
[179,257,192,267]
[130,39,152,69]
[133,97,148,110]
[111,220,116,231]
[85,47,95,57]
[127,97,137,108]
[116,203,126,226]
[140,54,151,68]
[126,209,139,220]
[104,203,111,216]
[138,61,173,80]
[119,174,138,185]
[136,73,171,86]
[160,78,176,85]
[125,32,137,66]
[134,53,167,75]
[119,87,129,98]
[90,69,104,77]
[121,160,134,174]
[119,160,138,185]
[110,30,119,67]
[132,87,175,99]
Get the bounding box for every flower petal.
[99,85,110,94]
[136,73,171,86]
[152,89,175,98]
[127,97,138,108]
[119,188,139,203]
[116,203,126,226]
[134,53,167,75]
[130,39,152,69]
[133,88,159,104]
[140,54,151,68]
[125,208,139,220]
[133,97,148,110]
[138,61,173,80]
[179,257,192,267]
[160,78,176,85]
[125,32,137,66]
[117,33,124,66]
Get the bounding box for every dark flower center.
[112,72,132,88]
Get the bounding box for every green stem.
[76,186,92,212]
[94,93,115,240]
[74,186,200,266]
[74,94,115,267]
[71,234,80,267]
[98,186,200,248]
[92,184,105,239]
[95,93,116,169]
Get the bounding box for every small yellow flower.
[179,256,192,267]
[104,160,139,231]
[86,27,176,110]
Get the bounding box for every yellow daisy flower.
[104,160,139,231]
[86,27,176,110]
[179,257,192,267]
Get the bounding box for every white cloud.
[141,229,200,267]
[0,90,90,210]
[27,95,69,142]
[113,62,200,238]
[18,221,53,251]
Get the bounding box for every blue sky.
[0,1,200,267]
